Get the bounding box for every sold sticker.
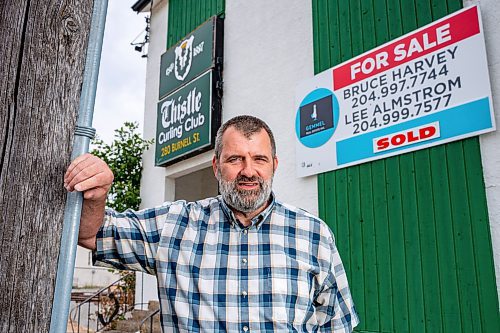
[373,122,440,153]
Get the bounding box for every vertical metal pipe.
[49,1,108,332]
[97,295,100,331]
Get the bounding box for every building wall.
[141,0,317,213]
[137,0,170,307]
[137,0,500,317]
[312,0,498,331]
[138,0,316,306]
[73,247,120,288]
[223,0,317,213]
[470,0,500,299]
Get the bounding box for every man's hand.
[64,153,114,250]
[64,153,114,200]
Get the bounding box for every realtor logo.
[299,95,334,138]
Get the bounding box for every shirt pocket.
[265,259,315,324]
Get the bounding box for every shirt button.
[243,229,248,234]
[243,325,249,332]
[242,258,247,264]
[241,290,248,297]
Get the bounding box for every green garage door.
[312,0,499,332]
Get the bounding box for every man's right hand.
[64,153,114,250]
[64,153,114,201]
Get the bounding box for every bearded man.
[65,115,359,332]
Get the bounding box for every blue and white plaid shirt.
[94,194,359,332]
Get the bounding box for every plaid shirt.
[94,194,359,332]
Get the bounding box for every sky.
[93,0,148,144]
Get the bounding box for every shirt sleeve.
[93,206,167,275]
[314,235,360,332]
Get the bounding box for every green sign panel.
[155,70,217,166]
[159,16,223,98]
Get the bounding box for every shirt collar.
[219,192,276,230]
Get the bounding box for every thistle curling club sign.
[159,16,223,98]
[155,16,223,167]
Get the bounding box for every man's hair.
[214,115,276,160]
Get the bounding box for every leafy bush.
[91,121,153,212]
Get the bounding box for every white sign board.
[295,5,494,177]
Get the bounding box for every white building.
[132,0,500,331]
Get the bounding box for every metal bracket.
[74,125,96,139]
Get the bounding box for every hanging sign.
[159,16,223,98]
[155,70,221,166]
[155,16,223,167]
[295,5,495,177]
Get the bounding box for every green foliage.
[91,122,153,212]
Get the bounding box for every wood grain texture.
[0,0,93,331]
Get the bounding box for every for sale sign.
[295,5,494,177]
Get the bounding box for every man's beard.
[217,171,273,213]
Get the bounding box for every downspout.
[49,0,108,331]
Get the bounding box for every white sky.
[93,0,148,144]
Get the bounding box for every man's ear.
[273,156,279,172]
[212,156,218,177]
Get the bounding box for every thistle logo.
[174,35,195,81]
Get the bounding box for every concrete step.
[131,309,149,321]
[111,303,161,333]
[140,321,162,333]
[114,319,140,331]
[147,301,160,311]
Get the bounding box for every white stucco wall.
[223,0,317,214]
[140,0,169,209]
[136,0,169,307]
[465,0,500,298]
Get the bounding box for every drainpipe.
[49,0,108,332]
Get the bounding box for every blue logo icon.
[296,88,339,148]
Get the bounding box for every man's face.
[213,127,278,213]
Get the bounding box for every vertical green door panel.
[167,0,224,48]
[312,0,500,332]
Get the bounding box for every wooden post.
[0,0,94,331]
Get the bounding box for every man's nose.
[240,160,256,177]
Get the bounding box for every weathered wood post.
[0,0,94,331]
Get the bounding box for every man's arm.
[314,238,359,332]
[64,153,114,250]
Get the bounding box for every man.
[65,115,359,332]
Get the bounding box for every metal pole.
[49,0,108,331]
